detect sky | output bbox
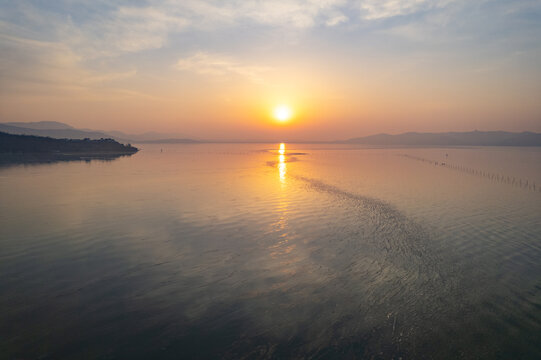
[1,0,540,140]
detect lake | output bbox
[1,144,540,359]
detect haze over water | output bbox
[1,144,540,359]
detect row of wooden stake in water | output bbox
[400,154,540,192]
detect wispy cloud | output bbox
[0,32,138,98]
[176,52,272,84]
[83,6,188,54]
[1,0,467,61]
[358,0,456,20]
[326,13,349,26]
[55,0,353,57]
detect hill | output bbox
[0,123,110,140]
[345,131,541,146]
[0,132,138,156]
[0,121,197,143]
[136,138,200,144]
[107,130,195,142]
[3,121,75,130]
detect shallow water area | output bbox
[1,143,540,359]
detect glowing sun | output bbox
[273,105,293,122]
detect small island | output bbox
[0,131,138,164]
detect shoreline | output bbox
[0,151,137,165]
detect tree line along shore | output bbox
[0,131,138,163]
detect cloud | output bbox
[68,0,351,56]
[102,6,188,53]
[1,1,466,60]
[176,52,272,84]
[59,5,190,58]
[71,1,356,51]
[2,0,538,101]
[0,32,139,99]
[231,0,347,28]
[326,13,349,26]
[358,0,456,20]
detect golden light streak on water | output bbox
[278,143,286,183]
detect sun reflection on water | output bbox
[278,143,286,182]
[279,143,285,155]
[269,142,299,273]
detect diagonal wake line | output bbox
[289,174,462,321]
[264,157,436,272]
[290,174,445,280]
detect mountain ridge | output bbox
[0,121,194,143]
[2,121,541,145]
[3,121,74,130]
[344,130,541,146]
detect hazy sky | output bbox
[1,0,540,140]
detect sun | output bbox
[273,105,293,122]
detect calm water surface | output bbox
[1,144,540,359]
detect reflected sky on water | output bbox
[1,144,540,359]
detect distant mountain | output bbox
[0,123,110,140]
[345,131,541,146]
[107,130,195,142]
[0,121,197,143]
[3,122,539,146]
[3,121,74,130]
[137,138,200,144]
